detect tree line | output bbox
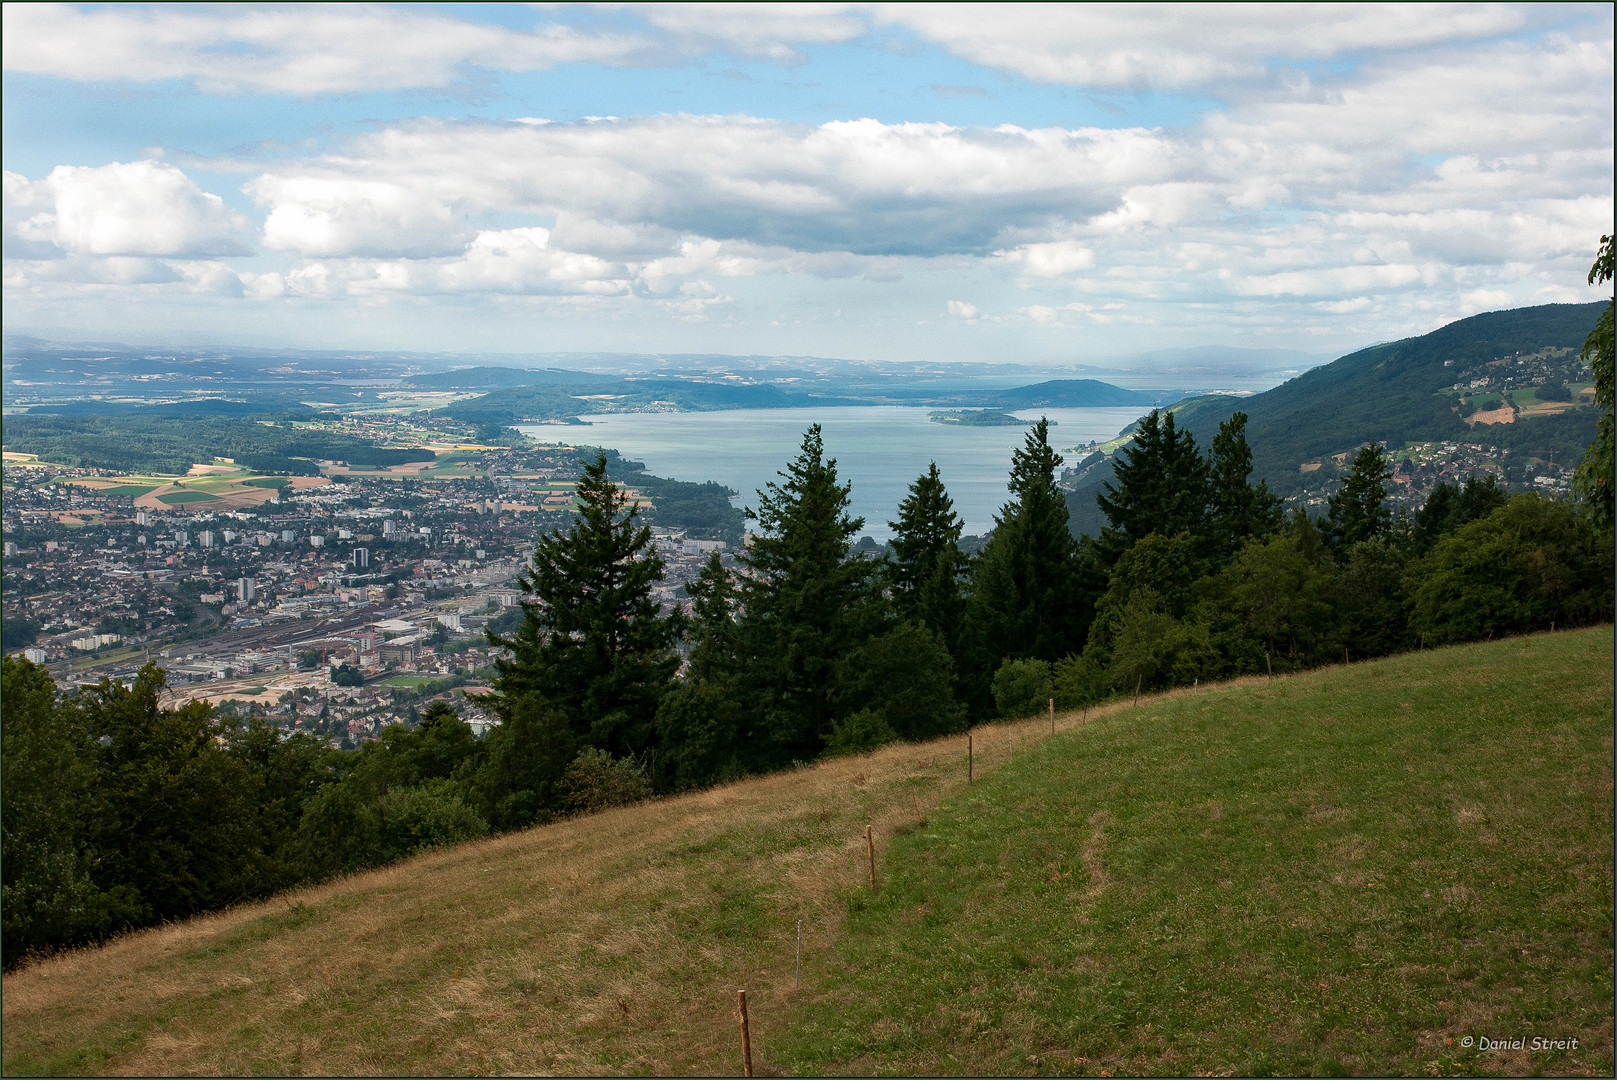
[5,239,1611,966]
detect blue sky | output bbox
[3,3,1612,365]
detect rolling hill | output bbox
[990,379,1156,409]
[1066,301,1605,536]
[3,627,1610,1076]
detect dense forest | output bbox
[5,270,1612,969]
[0,415,436,475]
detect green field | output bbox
[94,484,157,497]
[244,477,290,489]
[380,675,434,688]
[2,629,1610,1076]
[154,490,219,504]
[776,630,1614,1076]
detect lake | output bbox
[519,406,1149,539]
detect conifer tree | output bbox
[1411,473,1507,554]
[733,425,880,763]
[965,419,1081,671]
[684,550,739,681]
[1207,411,1283,558]
[651,551,746,791]
[887,462,967,644]
[490,452,681,757]
[1323,444,1393,550]
[1095,409,1210,563]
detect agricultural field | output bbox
[57,466,329,511]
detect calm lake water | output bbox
[519,406,1148,539]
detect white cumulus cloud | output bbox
[249,175,468,258]
[2,3,656,94]
[7,160,250,257]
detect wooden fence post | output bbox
[865,825,876,890]
[736,989,753,1077]
[968,732,973,782]
[1049,697,1055,733]
[1133,675,1142,707]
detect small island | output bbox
[927,409,1052,427]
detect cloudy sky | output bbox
[2,3,1611,364]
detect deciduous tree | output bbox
[1573,235,1614,535]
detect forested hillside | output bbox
[990,379,1155,408]
[1067,301,1604,534]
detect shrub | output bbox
[560,747,652,813]
[1052,653,1110,709]
[295,780,487,879]
[1409,494,1614,644]
[371,782,488,860]
[1109,601,1220,693]
[834,623,966,741]
[825,709,900,757]
[992,658,1052,718]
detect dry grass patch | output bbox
[1,704,1100,1076]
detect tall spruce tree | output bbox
[683,550,739,682]
[965,419,1081,671]
[650,551,746,791]
[733,425,880,764]
[1323,444,1393,550]
[887,462,967,644]
[1207,411,1283,559]
[1095,409,1210,563]
[490,452,681,758]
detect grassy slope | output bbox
[2,629,1611,1076]
[776,627,1614,1077]
[0,696,1056,1076]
